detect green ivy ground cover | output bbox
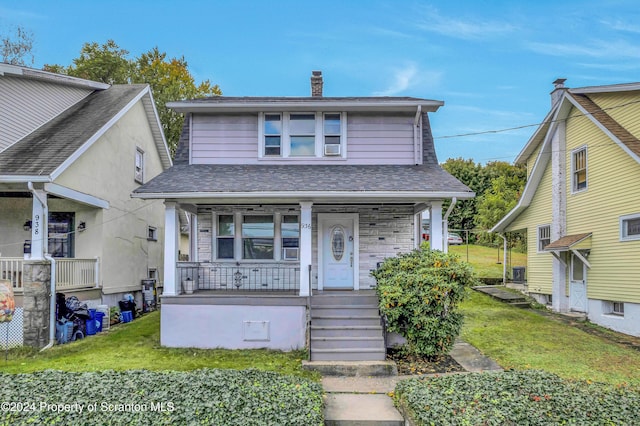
[0,369,323,425]
[395,370,640,425]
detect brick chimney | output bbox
[311,71,323,97]
[551,78,567,107]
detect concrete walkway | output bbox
[321,340,502,425]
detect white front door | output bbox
[319,214,357,289]
[570,253,587,312]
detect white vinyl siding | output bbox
[0,76,93,150]
[346,113,415,164]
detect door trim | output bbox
[569,253,588,313]
[317,213,359,291]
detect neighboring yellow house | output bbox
[493,79,640,337]
[0,64,172,346]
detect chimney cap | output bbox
[312,70,322,77]
[553,78,567,89]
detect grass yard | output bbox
[448,244,526,278]
[460,290,640,386]
[1,311,318,380]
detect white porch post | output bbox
[299,201,313,297]
[430,201,444,251]
[27,190,48,261]
[163,201,179,296]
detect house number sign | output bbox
[301,223,311,229]
[33,214,41,236]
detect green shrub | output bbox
[0,369,323,425]
[395,370,640,425]
[372,245,477,357]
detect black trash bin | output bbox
[118,300,136,319]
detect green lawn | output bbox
[449,244,526,278]
[461,290,640,386]
[1,311,318,380]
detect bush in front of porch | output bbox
[373,245,478,357]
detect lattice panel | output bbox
[0,307,24,349]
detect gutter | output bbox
[27,182,56,351]
[442,197,457,253]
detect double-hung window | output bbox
[537,225,550,252]
[572,147,587,192]
[281,215,300,260]
[260,112,345,158]
[216,215,235,259]
[323,113,341,156]
[264,114,282,156]
[134,147,144,183]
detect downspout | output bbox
[28,182,56,351]
[498,233,508,285]
[442,197,457,253]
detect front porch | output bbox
[0,257,100,294]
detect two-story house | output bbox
[134,71,473,360]
[492,79,640,337]
[0,63,171,347]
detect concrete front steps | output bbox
[310,291,386,362]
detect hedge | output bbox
[0,369,323,425]
[395,370,640,425]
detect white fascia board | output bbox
[142,88,173,169]
[565,94,640,165]
[514,106,558,164]
[0,63,109,90]
[167,100,444,113]
[571,82,640,94]
[49,87,148,180]
[491,129,554,233]
[44,183,109,209]
[0,175,51,183]
[132,190,474,201]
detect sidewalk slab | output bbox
[450,340,503,372]
[324,393,404,426]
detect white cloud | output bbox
[600,19,640,34]
[373,64,442,96]
[415,6,516,40]
[526,39,640,59]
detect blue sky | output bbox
[2,0,640,163]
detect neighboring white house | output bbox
[134,71,473,360]
[0,63,172,319]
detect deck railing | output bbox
[0,257,99,291]
[177,262,300,292]
[56,258,99,290]
[0,258,24,291]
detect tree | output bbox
[442,158,526,244]
[1,25,34,66]
[132,48,221,156]
[44,41,221,156]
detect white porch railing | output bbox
[56,258,99,290]
[0,257,99,292]
[0,257,24,291]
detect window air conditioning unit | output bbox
[283,248,299,260]
[324,144,341,156]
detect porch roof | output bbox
[132,164,473,201]
[544,233,592,251]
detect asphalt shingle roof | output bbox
[133,164,472,195]
[0,84,147,176]
[545,233,592,251]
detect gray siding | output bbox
[0,76,92,151]
[191,114,259,164]
[189,112,418,165]
[195,204,416,290]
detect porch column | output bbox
[28,190,48,260]
[299,201,313,297]
[430,201,444,251]
[163,201,179,296]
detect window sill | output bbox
[257,156,347,162]
[147,238,157,242]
